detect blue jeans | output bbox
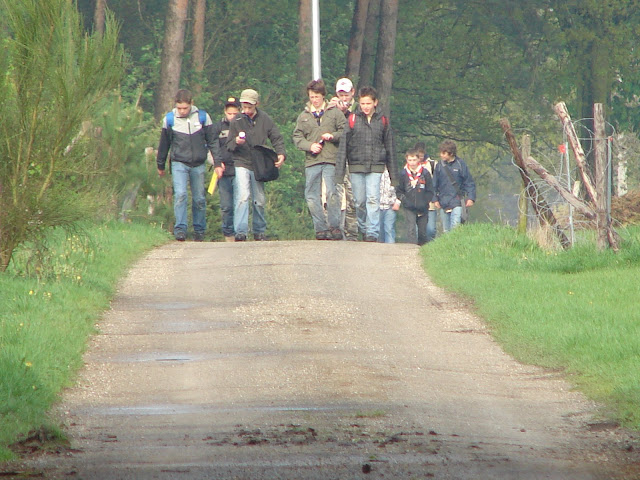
[441,206,463,233]
[218,175,235,237]
[172,162,206,235]
[350,172,382,239]
[426,209,438,242]
[305,164,340,232]
[233,167,266,236]
[378,208,396,243]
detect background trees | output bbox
[2,0,640,267]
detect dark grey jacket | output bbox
[212,117,235,176]
[226,109,286,171]
[335,107,398,186]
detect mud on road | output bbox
[12,241,640,479]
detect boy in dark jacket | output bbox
[157,89,218,242]
[393,149,435,246]
[212,97,241,241]
[335,86,397,242]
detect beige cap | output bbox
[239,89,259,105]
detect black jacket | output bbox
[395,166,434,214]
[226,109,286,171]
[335,107,398,186]
[212,117,235,176]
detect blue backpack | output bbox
[165,109,207,129]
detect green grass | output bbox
[0,222,170,460]
[422,223,640,428]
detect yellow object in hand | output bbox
[207,171,218,195]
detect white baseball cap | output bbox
[335,78,353,93]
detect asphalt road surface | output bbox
[16,240,640,479]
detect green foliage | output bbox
[423,224,640,427]
[0,0,124,270]
[0,222,169,459]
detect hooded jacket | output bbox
[156,105,217,171]
[292,102,346,168]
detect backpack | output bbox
[348,112,388,129]
[165,109,207,129]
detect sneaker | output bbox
[330,228,343,240]
[175,231,186,241]
[194,232,205,242]
[316,230,330,240]
[364,235,378,242]
[235,233,247,242]
[254,233,267,241]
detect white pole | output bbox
[312,0,321,80]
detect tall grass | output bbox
[423,223,640,428]
[0,222,169,460]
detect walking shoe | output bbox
[254,233,267,241]
[364,235,378,242]
[175,231,186,241]
[315,230,331,240]
[194,232,205,242]
[235,233,247,242]
[224,235,236,242]
[330,228,343,240]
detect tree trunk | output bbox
[346,0,370,80]
[191,0,206,96]
[358,0,381,90]
[297,0,312,87]
[154,0,189,121]
[373,0,398,118]
[94,0,107,35]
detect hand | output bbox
[275,154,285,168]
[321,133,334,142]
[214,166,225,178]
[434,201,441,209]
[158,169,165,177]
[465,199,474,207]
[310,142,323,154]
[236,135,246,145]
[392,202,400,211]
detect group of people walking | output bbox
[156,79,476,245]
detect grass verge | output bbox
[0,221,170,460]
[422,223,640,429]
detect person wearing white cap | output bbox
[329,78,359,240]
[226,88,286,241]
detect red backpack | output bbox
[348,112,389,129]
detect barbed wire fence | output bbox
[508,117,631,248]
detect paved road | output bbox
[21,241,638,479]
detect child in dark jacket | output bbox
[393,149,435,245]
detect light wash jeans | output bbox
[350,172,382,239]
[441,206,463,233]
[426,209,438,242]
[218,175,235,237]
[305,164,340,232]
[378,208,396,243]
[172,162,206,235]
[233,167,266,236]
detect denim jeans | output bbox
[350,172,382,239]
[441,206,463,233]
[305,163,340,232]
[378,208,396,243]
[172,161,206,235]
[218,175,235,237]
[426,209,438,242]
[233,167,266,236]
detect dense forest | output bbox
[2,0,640,267]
